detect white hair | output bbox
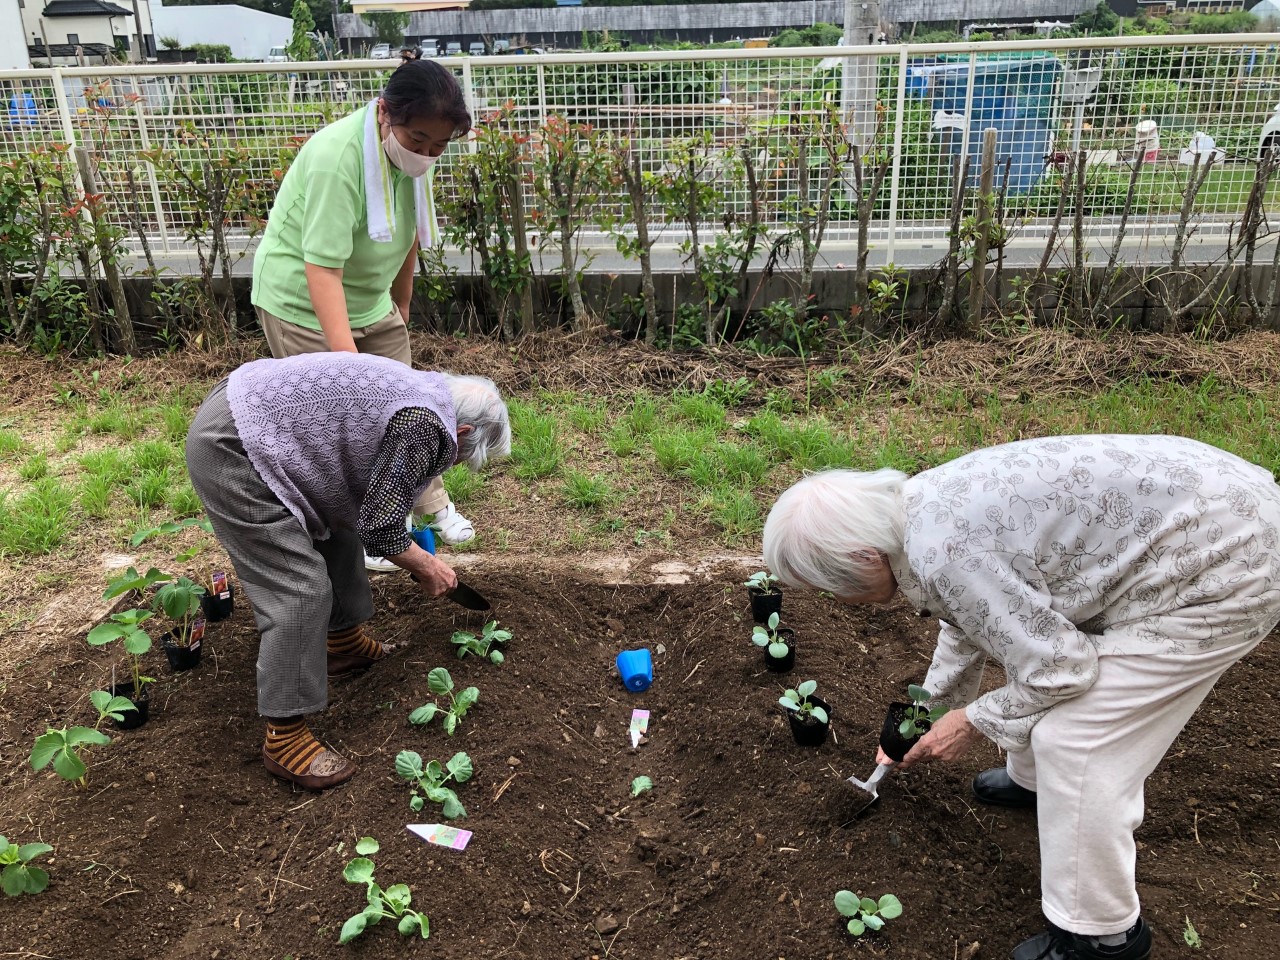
[763,469,908,596]
[442,373,511,470]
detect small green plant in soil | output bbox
[0,836,53,897]
[103,565,171,601]
[89,689,138,726]
[743,570,780,593]
[779,680,828,724]
[86,608,156,697]
[834,890,903,936]
[1184,916,1202,949]
[899,684,948,738]
[631,776,653,797]
[29,726,111,785]
[451,621,512,663]
[339,837,429,944]
[752,612,789,659]
[394,750,473,818]
[154,576,206,647]
[408,668,478,735]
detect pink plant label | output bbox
[212,571,229,596]
[190,618,206,646]
[630,709,650,749]
[408,823,472,850]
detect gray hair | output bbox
[442,373,511,470]
[763,469,908,596]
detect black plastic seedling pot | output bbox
[201,572,234,622]
[763,627,796,673]
[110,681,151,730]
[748,587,783,624]
[162,632,203,673]
[879,701,929,763]
[787,695,831,747]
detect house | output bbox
[1,1,31,68]
[349,0,470,13]
[150,0,293,61]
[21,0,157,65]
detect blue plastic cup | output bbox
[410,526,436,554]
[615,648,653,693]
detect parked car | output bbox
[468,42,486,56]
[1259,103,1280,158]
[266,45,289,63]
[420,38,440,56]
[371,42,392,59]
[445,41,462,56]
[493,38,510,53]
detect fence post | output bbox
[969,127,997,329]
[536,61,548,126]
[460,59,478,154]
[885,45,908,265]
[49,68,87,198]
[961,51,977,185]
[129,73,172,253]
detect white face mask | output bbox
[383,128,437,179]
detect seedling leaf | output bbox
[864,914,885,931]
[395,751,424,781]
[833,890,860,917]
[397,914,420,936]
[811,706,829,724]
[17,844,52,862]
[355,837,379,856]
[847,917,866,936]
[797,679,817,698]
[768,640,789,659]
[339,912,370,944]
[439,791,466,820]
[383,884,411,911]
[446,752,473,781]
[408,704,437,725]
[878,894,903,919]
[343,858,375,885]
[427,667,454,695]
[631,775,653,797]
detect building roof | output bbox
[28,41,115,58]
[41,0,135,17]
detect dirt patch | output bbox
[1,563,1276,960]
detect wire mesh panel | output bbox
[0,37,1278,255]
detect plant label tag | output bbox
[630,709,650,749]
[211,570,229,598]
[190,618,206,648]
[407,823,472,850]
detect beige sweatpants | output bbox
[256,306,449,516]
[1005,633,1265,937]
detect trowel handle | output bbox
[865,762,896,787]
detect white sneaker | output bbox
[364,552,400,573]
[434,503,475,545]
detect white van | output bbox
[266,45,289,63]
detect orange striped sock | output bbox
[264,718,324,776]
[326,625,382,660]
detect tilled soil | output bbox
[1,565,1277,960]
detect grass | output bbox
[18,453,49,482]
[0,429,23,457]
[507,400,564,481]
[561,469,614,510]
[0,479,76,556]
[442,464,487,506]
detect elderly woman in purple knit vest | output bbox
[186,352,510,790]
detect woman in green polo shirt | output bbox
[252,60,477,567]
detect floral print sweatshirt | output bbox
[886,435,1280,750]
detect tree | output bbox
[361,11,409,44]
[771,23,842,47]
[287,0,316,62]
[1072,2,1120,36]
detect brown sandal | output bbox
[262,746,357,791]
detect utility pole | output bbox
[842,0,881,149]
[131,0,147,61]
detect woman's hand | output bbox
[897,708,984,769]
[388,545,458,597]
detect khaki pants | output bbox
[256,306,449,516]
[1006,633,1266,936]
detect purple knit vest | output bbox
[227,353,456,540]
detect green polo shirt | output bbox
[251,104,417,331]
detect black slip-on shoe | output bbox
[1011,918,1151,960]
[973,767,1037,809]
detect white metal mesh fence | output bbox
[2,35,1278,255]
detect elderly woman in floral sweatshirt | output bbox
[764,435,1280,960]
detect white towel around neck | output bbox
[362,98,439,248]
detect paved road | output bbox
[124,229,1266,277]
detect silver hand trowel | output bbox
[846,762,895,816]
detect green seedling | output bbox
[29,726,111,784]
[1184,916,1202,949]
[89,689,138,726]
[743,570,780,593]
[779,680,828,724]
[631,776,653,797]
[408,668,478,735]
[339,837,429,944]
[154,576,206,647]
[451,620,512,664]
[129,516,212,547]
[834,890,903,937]
[395,750,473,818]
[751,611,789,659]
[86,608,155,697]
[103,566,172,601]
[0,836,53,897]
[899,684,948,739]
